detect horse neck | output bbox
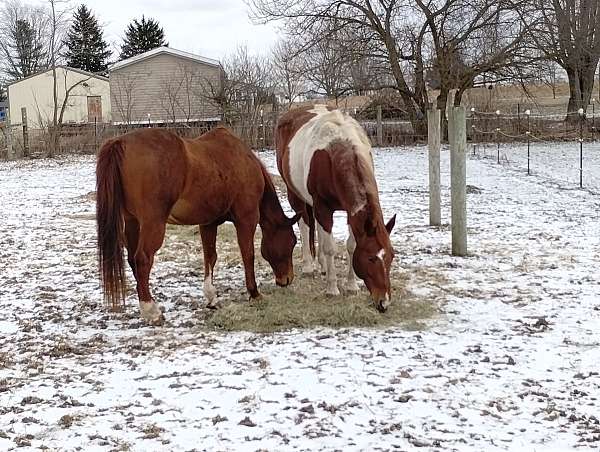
[348,194,387,245]
[331,146,378,219]
[258,166,287,229]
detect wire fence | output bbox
[1,104,599,162]
[465,108,600,191]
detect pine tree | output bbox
[62,5,111,74]
[119,16,167,60]
[4,19,48,80]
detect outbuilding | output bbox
[109,46,222,125]
[7,67,110,127]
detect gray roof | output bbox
[7,66,109,87]
[110,46,220,72]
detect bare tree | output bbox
[200,45,274,146]
[249,0,429,133]
[297,30,354,103]
[250,0,535,134]
[0,0,50,80]
[526,0,600,119]
[272,39,306,110]
[414,0,534,129]
[111,73,138,126]
[175,62,205,123]
[534,59,563,99]
[47,0,71,156]
[159,76,183,123]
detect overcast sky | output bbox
[25,0,281,61]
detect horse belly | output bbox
[167,198,226,226]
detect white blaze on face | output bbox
[287,105,374,207]
[377,248,385,261]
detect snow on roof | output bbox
[109,46,220,72]
[7,66,108,87]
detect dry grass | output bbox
[204,276,438,333]
[159,218,440,333]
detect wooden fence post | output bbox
[427,108,441,226]
[450,106,467,256]
[5,108,14,160]
[376,104,383,146]
[21,107,29,157]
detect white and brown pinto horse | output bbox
[276,105,396,312]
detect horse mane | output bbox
[256,157,287,226]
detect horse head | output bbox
[352,214,396,312]
[260,212,301,287]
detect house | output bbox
[109,47,222,125]
[7,67,110,128]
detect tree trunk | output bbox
[565,66,596,123]
[383,34,426,136]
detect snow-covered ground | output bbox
[474,141,600,192]
[1,145,599,451]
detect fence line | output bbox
[2,104,599,162]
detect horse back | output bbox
[276,105,374,209]
[117,129,188,220]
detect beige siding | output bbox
[110,53,222,124]
[8,68,111,128]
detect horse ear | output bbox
[385,215,396,234]
[287,213,302,226]
[364,217,376,236]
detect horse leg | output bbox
[287,192,314,275]
[134,220,166,325]
[298,218,316,274]
[315,210,339,297]
[199,223,218,307]
[124,215,139,278]
[234,219,261,300]
[345,224,360,294]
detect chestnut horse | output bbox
[275,105,396,312]
[97,127,299,324]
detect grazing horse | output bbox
[275,105,396,312]
[96,127,300,324]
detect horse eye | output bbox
[368,256,378,263]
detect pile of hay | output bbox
[204,269,438,333]
[163,223,440,333]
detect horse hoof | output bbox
[149,313,165,326]
[139,300,164,326]
[249,293,263,302]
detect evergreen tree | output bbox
[3,18,48,80]
[119,16,167,60]
[62,5,111,73]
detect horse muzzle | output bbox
[276,271,294,287]
[373,293,390,313]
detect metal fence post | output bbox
[376,104,383,146]
[579,108,584,188]
[495,109,500,164]
[526,109,531,175]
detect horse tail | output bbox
[96,138,126,312]
[306,205,316,259]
